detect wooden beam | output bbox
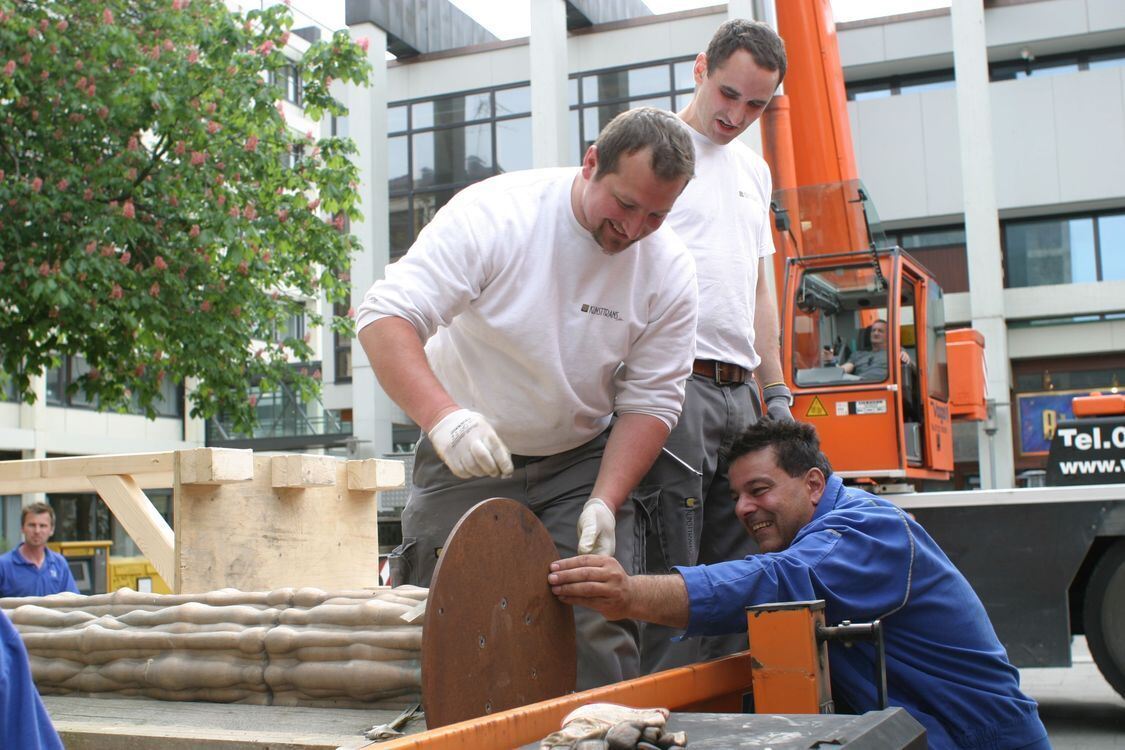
[88,474,175,586]
[347,459,406,492]
[0,452,175,495]
[177,448,254,486]
[271,455,338,488]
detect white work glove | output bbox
[539,703,676,750]
[428,408,514,479]
[576,498,615,556]
[762,383,795,422]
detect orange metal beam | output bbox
[746,602,832,714]
[775,0,858,187]
[367,652,753,750]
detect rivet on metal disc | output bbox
[479,635,486,648]
[500,597,508,609]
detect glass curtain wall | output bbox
[1004,211,1125,287]
[388,84,533,261]
[569,56,695,163]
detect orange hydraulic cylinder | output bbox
[762,94,803,294]
[1073,393,1125,417]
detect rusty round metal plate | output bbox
[421,497,576,728]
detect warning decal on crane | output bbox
[806,396,828,417]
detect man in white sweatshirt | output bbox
[355,107,698,689]
[637,19,795,673]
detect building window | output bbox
[885,225,969,294]
[990,45,1125,81]
[1003,210,1125,287]
[570,56,695,164]
[387,83,532,262]
[333,301,352,383]
[271,64,302,106]
[845,69,956,101]
[43,355,183,417]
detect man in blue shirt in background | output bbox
[0,502,78,598]
[549,419,1050,750]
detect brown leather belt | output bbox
[692,359,749,385]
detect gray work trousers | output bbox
[635,375,761,673]
[389,430,641,691]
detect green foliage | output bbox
[0,0,370,432]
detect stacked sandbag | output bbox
[0,586,426,709]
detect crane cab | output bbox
[781,248,958,481]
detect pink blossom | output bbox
[356,36,370,52]
[189,225,200,237]
[110,284,123,300]
[207,120,219,134]
[76,76,87,90]
[206,101,216,114]
[174,141,186,155]
[216,195,225,206]
[0,170,4,181]
[237,261,248,275]
[103,8,114,25]
[279,31,290,46]
[262,250,272,262]
[243,204,256,220]
[39,18,48,31]
[307,197,320,211]
[187,49,199,64]
[163,39,174,52]
[231,305,241,318]
[84,188,94,200]
[40,70,48,80]
[249,394,258,407]
[3,60,15,77]
[97,106,108,119]
[276,209,288,223]
[127,136,139,151]
[149,282,160,297]
[201,300,212,312]
[0,261,5,272]
[120,251,132,264]
[28,26,39,39]
[56,19,68,31]
[190,151,205,166]
[101,245,114,257]
[85,241,96,254]
[56,179,68,191]
[126,168,137,181]
[122,201,135,219]
[154,256,168,270]
[75,60,83,71]
[39,262,51,276]
[257,40,274,55]
[332,213,345,231]
[31,177,43,192]
[347,306,356,319]
[244,134,259,152]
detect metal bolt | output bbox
[500,597,508,609]
[479,635,486,648]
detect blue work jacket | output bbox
[677,474,1049,750]
[0,545,79,598]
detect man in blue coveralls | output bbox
[0,502,79,598]
[549,419,1050,750]
[1,608,64,749]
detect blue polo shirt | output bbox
[0,546,79,598]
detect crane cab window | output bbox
[793,266,892,386]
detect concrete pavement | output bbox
[1019,637,1125,748]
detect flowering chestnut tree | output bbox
[0,0,370,433]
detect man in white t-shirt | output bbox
[355,108,698,689]
[636,19,795,673]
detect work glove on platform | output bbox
[539,703,680,750]
[428,408,514,479]
[762,383,795,422]
[576,498,615,556]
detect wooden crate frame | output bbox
[0,449,405,593]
